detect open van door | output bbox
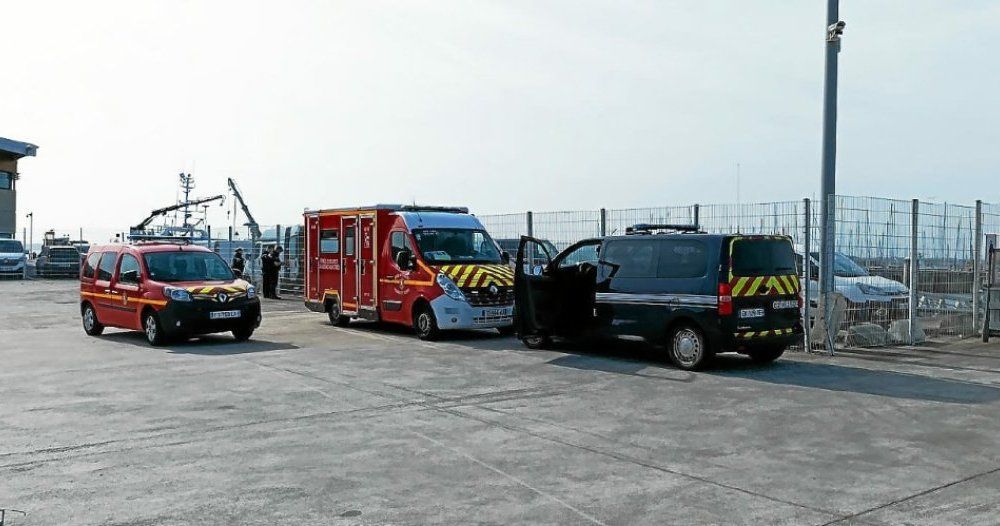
[514,236,555,348]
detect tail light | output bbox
[718,282,733,316]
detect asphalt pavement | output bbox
[1,279,999,525]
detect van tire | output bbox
[82,303,104,336]
[414,305,440,341]
[667,324,711,371]
[748,345,786,364]
[143,312,167,346]
[233,326,254,342]
[327,300,350,327]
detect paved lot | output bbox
[2,280,999,525]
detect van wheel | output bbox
[668,324,711,371]
[144,312,166,346]
[748,345,786,364]
[521,334,551,349]
[82,304,104,336]
[327,301,350,327]
[233,326,254,342]
[414,306,440,341]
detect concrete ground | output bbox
[2,280,999,526]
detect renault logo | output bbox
[488,284,499,297]
[217,293,229,303]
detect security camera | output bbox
[827,20,846,41]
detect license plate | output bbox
[772,300,798,310]
[484,307,512,317]
[209,310,241,320]
[739,308,765,319]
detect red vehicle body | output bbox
[303,205,515,339]
[79,242,261,345]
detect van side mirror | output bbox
[120,269,140,284]
[501,251,511,265]
[395,249,414,270]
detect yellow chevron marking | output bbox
[744,276,765,296]
[731,276,750,296]
[457,266,476,287]
[768,276,786,295]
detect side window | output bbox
[558,243,600,268]
[96,252,117,281]
[657,240,707,278]
[601,241,658,278]
[82,252,101,279]
[0,171,13,190]
[320,229,339,254]
[344,227,356,256]
[118,254,141,283]
[390,231,410,261]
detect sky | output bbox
[2,1,998,243]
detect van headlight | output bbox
[857,283,886,296]
[164,286,193,302]
[246,285,257,299]
[436,273,466,302]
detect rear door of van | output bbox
[726,236,801,337]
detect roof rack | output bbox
[398,205,469,214]
[126,234,195,245]
[625,223,703,235]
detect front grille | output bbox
[463,286,514,307]
[473,314,513,325]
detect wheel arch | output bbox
[411,295,431,322]
[140,305,158,327]
[664,313,712,349]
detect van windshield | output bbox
[0,240,24,253]
[143,251,234,282]
[809,251,869,278]
[731,239,796,277]
[412,229,502,264]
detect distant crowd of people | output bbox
[230,245,284,300]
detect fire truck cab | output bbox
[303,205,515,340]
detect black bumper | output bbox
[157,298,262,336]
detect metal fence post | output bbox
[600,208,607,237]
[693,204,700,230]
[276,224,281,294]
[803,198,812,352]
[973,200,983,330]
[909,199,919,344]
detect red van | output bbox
[79,241,261,345]
[303,205,515,339]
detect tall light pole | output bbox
[26,212,33,257]
[820,1,845,350]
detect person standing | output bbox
[261,246,283,299]
[231,248,246,278]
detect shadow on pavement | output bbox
[541,340,1000,403]
[711,355,1000,404]
[101,331,299,355]
[543,340,697,382]
[338,320,506,342]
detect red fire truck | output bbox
[303,205,515,339]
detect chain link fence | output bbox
[19,196,1000,351]
[478,196,999,350]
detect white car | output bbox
[796,248,909,324]
[0,239,27,278]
